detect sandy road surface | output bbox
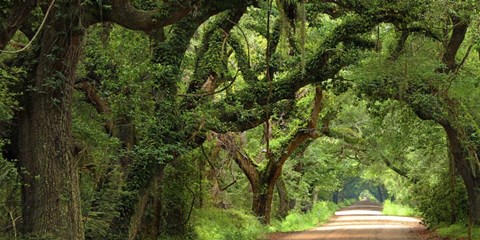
[269,200,426,240]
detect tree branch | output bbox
[74,79,113,134]
[217,133,260,188]
[441,15,469,72]
[0,0,37,50]
[103,0,192,31]
[389,29,409,60]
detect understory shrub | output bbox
[192,208,266,240]
[412,175,468,227]
[269,201,339,232]
[382,200,419,217]
[338,198,357,208]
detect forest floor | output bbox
[269,200,444,240]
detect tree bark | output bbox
[377,185,385,203]
[17,1,85,239]
[441,15,468,72]
[443,122,480,225]
[147,171,164,240]
[276,177,291,219]
[333,191,339,204]
[102,0,192,31]
[128,165,165,240]
[113,115,136,171]
[448,143,458,224]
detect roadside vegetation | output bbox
[437,224,480,240]
[382,200,419,217]
[192,199,357,240]
[192,208,266,240]
[269,199,356,232]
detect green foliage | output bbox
[82,176,123,239]
[0,149,19,239]
[412,175,469,227]
[0,65,21,121]
[382,200,419,217]
[269,201,338,232]
[338,199,358,208]
[192,208,266,240]
[72,95,123,239]
[160,159,198,236]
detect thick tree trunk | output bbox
[448,145,458,224]
[197,155,206,208]
[276,178,291,219]
[17,2,85,239]
[332,191,339,204]
[443,123,480,225]
[127,166,165,240]
[377,185,385,203]
[113,115,136,171]
[128,187,150,240]
[147,171,164,240]
[252,181,275,224]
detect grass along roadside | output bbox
[269,199,357,232]
[435,224,480,240]
[382,200,419,217]
[192,208,266,240]
[191,200,356,240]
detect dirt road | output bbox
[269,200,426,240]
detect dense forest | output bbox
[0,0,480,239]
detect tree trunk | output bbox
[17,2,85,239]
[147,171,164,240]
[443,123,480,225]
[127,167,165,240]
[312,187,319,205]
[448,145,458,224]
[332,191,339,204]
[128,187,150,240]
[197,155,206,208]
[276,177,290,219]
[377,185,385,203]
[113,115,136,172]
[252,181,275,224]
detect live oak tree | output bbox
[218,87,323,224]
